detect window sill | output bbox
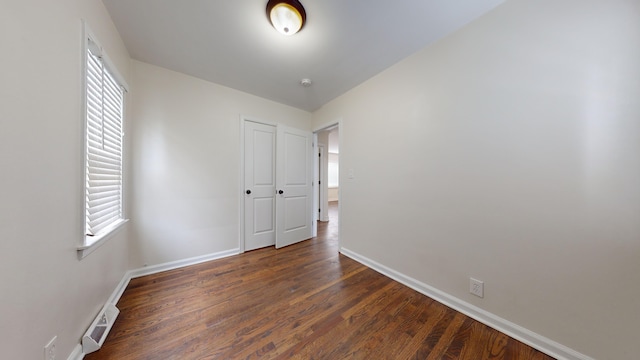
[77,219,129,259]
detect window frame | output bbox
[78,22,129,259]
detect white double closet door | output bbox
[244,121,313,251]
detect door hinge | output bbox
[319,152,321,157]
[318,208,321,212]
[319,180,321,185]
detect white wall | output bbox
[312,0,640,359]
[129,61,312,267]
[0,1,132,359]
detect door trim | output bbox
[317,144,328,222]
[312,133,318,238]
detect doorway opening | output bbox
[314,123,340,249]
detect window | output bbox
[81,25,128,254]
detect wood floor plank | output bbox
[86,203,556,360]
[440,317,476,360]
[425,312,468,360]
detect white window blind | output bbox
[85,39,125,238]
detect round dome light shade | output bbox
[266,0,306,36]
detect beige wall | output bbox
[129,61,312,267]
[313,0,640,359]
[0,0,132,359]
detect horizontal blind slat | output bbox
[88,173,120,181]
[87,180,120,189]
[88,209,120,225]
[87,186,120,196]
[88,194,120,207]
[87,205,119,219]
[86,178,120,189]
[87,204,120,220]
[88,141,122,158]
[87,166,120,175]
[88,159,120,171]
[87,189,120,201]
[88,152,121,166]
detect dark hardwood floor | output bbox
[86,202,555,359]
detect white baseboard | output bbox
[127,248,241,280]
[339,247,594,360]
[67,344,83,360]
[69,248,241,360]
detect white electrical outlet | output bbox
[44,336,56,360]
[470,278,484,298]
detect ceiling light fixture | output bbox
[300,78,312,87]
[266,0,306,36]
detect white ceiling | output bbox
[102,0,504,112]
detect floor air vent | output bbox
[82,303,119,354]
